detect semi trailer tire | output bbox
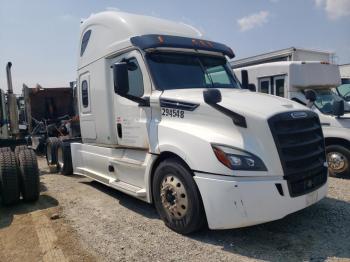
[15,145,28,164]
[152,158,205,234]
[18,148,40,202]
[0,151,20,206]
[57,141,73,176]
[326,145,350,177]
[46,137,59,171]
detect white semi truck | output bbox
[65,11,328,234]
[234,62,350,177]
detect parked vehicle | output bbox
[63,11,328,234]
[234,61,350,177]
[0,62,40,206]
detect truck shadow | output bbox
[82,180,159,219]
[0,194,59,230]
[191,197,350,261]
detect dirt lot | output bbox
[1,157,350,262]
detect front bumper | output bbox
[194,172,328,230]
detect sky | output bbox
[0,0,349,93]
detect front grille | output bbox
[268,111,328,197]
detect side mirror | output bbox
[113,62,129,96]
[248,84,256,92]
[333,100,345,117]
[305,89,317,102]
[241,70,249,89]
[203,89,222,105]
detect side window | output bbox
[80,30,91,57]
[205,65,232,87]
[337,84,350,99]
[259,79,270,94]
[127,58,144,97]
[81,80,89,107]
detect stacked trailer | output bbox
[22,83,81,175]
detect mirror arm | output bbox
[124,94,150,107]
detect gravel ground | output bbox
[36,157,350,262]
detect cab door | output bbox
[110,50,152,149]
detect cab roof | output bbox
[78,11,234,69]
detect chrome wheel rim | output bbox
[327,151,348,174]
[160,175,188,219]
[57,147,64,169]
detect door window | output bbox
[127,58,144,97]
[81,80,89,107]
[79,73,91,113]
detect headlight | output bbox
[212,144,267,171]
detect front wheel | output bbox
[326,145,350,177]
[152,158,205,234]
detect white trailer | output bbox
[234,61,350,177]
[232,47,334,69]
[61,11,328,234]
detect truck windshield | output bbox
[146,52,240,90]
[313,89,350,114]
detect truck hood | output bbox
[158,88,312,176]
[160,88,307,118]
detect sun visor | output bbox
[130,34,235,58]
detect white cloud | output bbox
[237,11,269,32]
[314,0,350,20]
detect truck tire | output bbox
[152,158,205,234]
[46,137,59,169]
[0,147,12,153]
[326,145,350,177]
[18,148,40,202]
[15,145,28,164]
[0,151,20,205]
[57,141,73,176]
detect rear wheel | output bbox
[0,147,12,153]
[15,145,27,164]
[326,145,350,177]
[57,141,73,176]
[18,148,40,202]
[0,151,20,205]
[46,137,59,172]
[152,158,205,234]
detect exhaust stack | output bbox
[6,62,19,136]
